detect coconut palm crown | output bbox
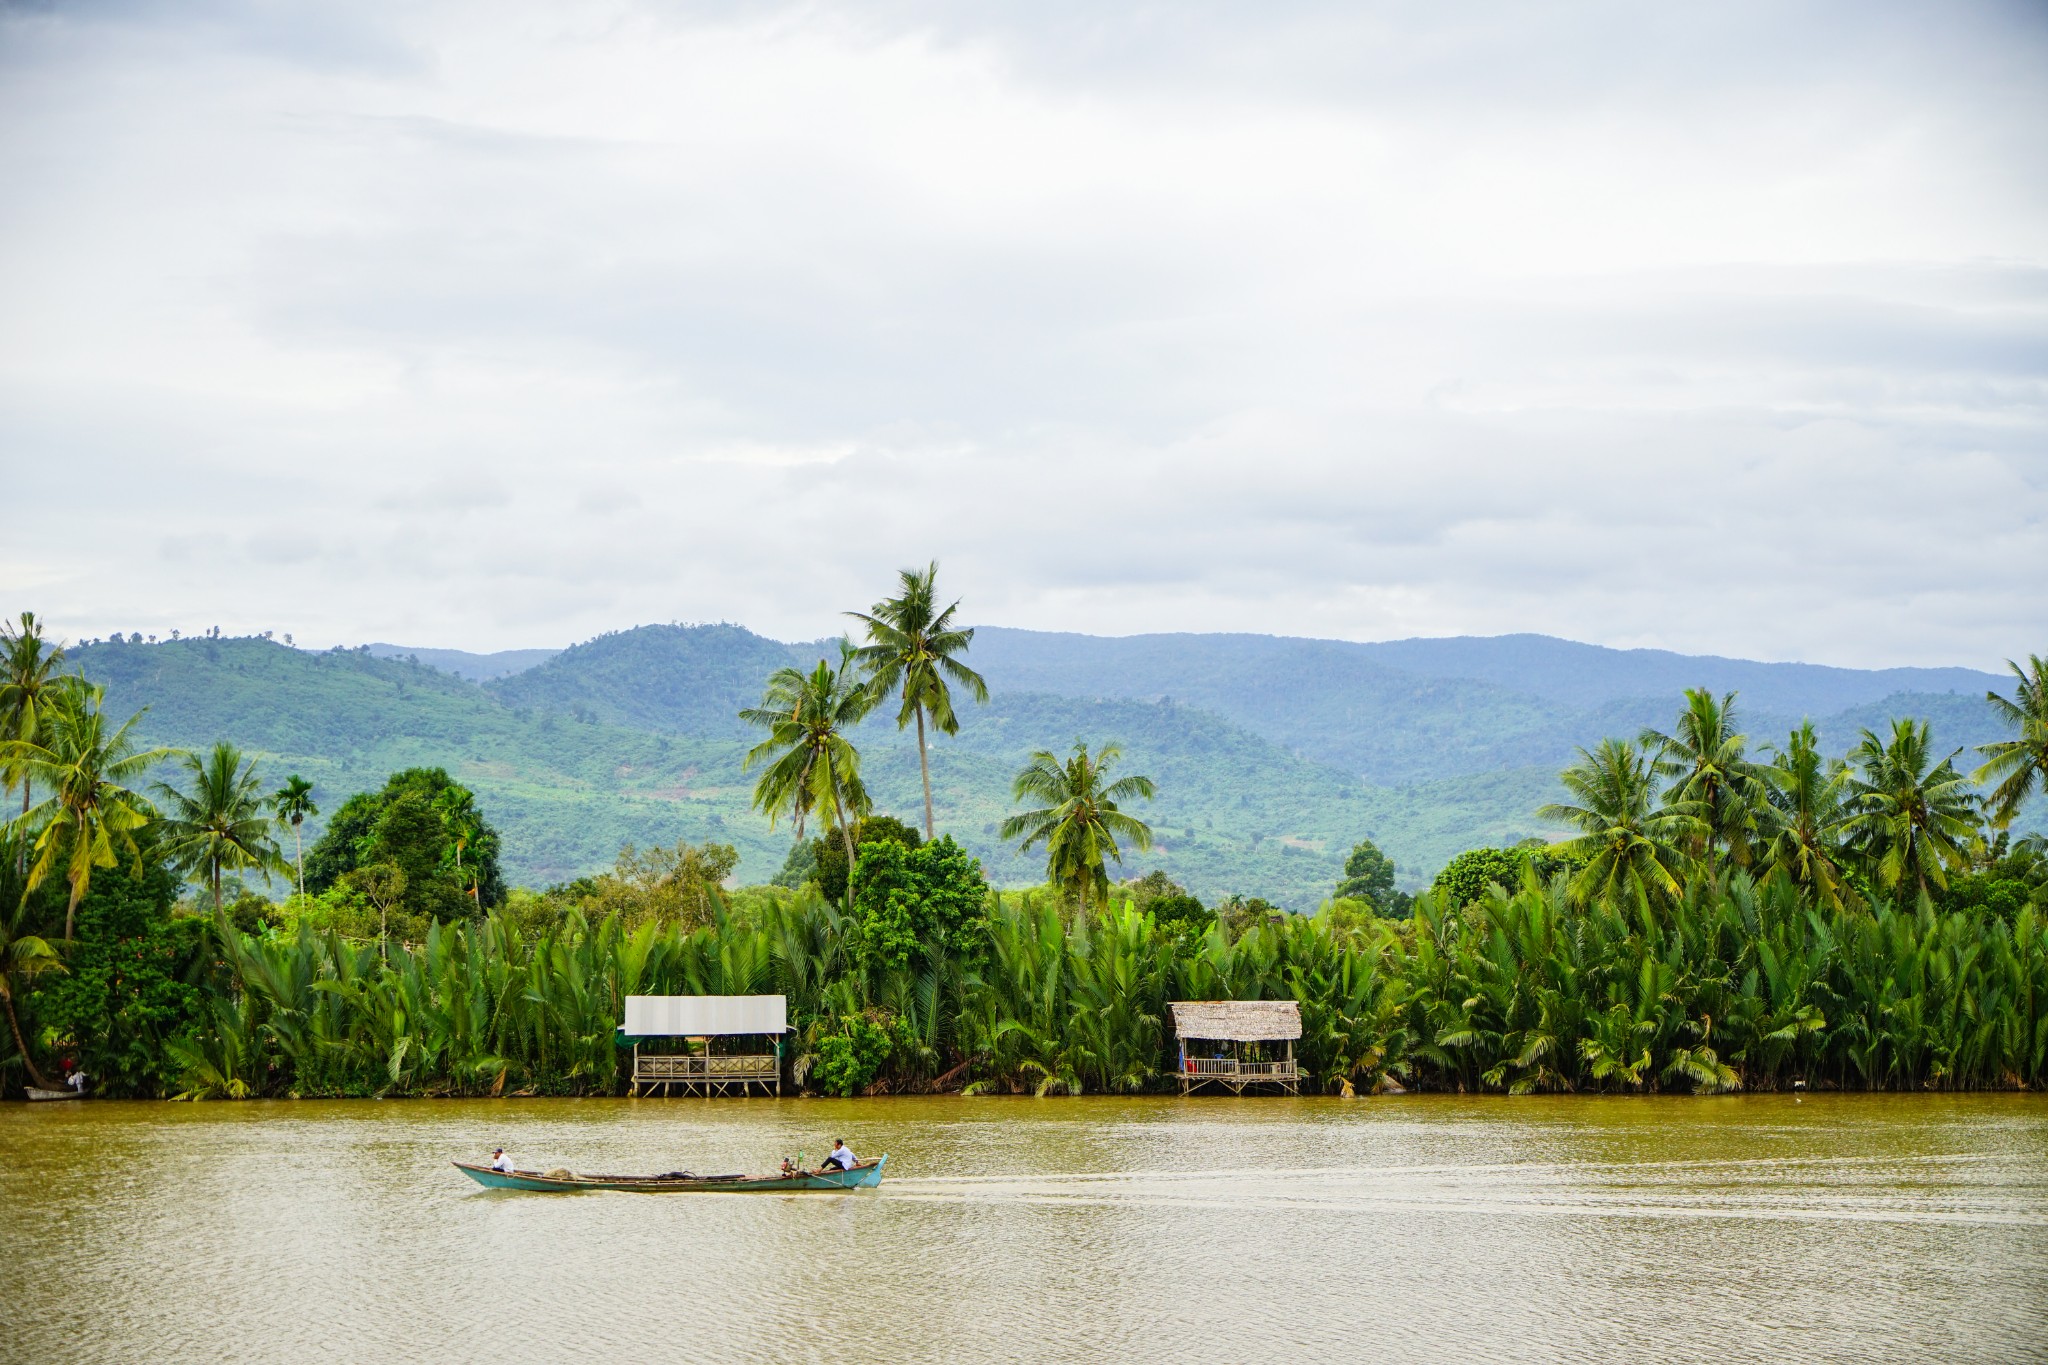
[848,561,989,841]
[5,680,172,938]
[740,642,879,878]
[1539,738,1705,908]
[155,742,287,909]
[1974,654,2048,828]
[1000,741,1156,914]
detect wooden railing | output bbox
[1185,1057,1298,1079]
[634,1054,779,1082]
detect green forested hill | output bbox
[63,627,2034,908]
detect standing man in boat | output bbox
[819,1139,857,1173]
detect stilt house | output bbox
[1170,1000,1302,1095]
[620,994,787,1096]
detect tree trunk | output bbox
[916,705,934,841]
[64,876,82,942]
[832,785,857,911]
[294,823,304,899]
[0,977,56,1091]
[16,783,27,877]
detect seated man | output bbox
[818,1139,858,1173]
[489,1148,514,1173]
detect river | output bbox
[3,1093,2044,1363]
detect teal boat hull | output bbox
[454,1154,886,1193]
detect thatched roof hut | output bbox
[1169,1000,1301,1042]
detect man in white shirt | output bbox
[490,1148,514,1173]
[820,1140,857,1172]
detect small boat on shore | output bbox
[25,1087,85,1102]
[453,1154,887,1193]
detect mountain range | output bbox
[63,625,2029,907]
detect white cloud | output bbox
[1,0,2043,667]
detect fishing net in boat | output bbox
[544,1169,575,1180]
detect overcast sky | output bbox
[2,1,2044,668]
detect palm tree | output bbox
[1758,722,1859,911]
[1539,738,1704,908]
[1844,719,1980,898]
[848,561,989,841]
[740,643,878,886]
[271,775,318,898]
[1974,654,2048,828]
[1000,742,1156,915]
[0,833,64,1089]
[435,787,483,907]
[154,742,287,909]
[1,612,67,876]
[5,681,171,938]
[1640,689,1764,867]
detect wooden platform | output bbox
[629,1049,780,1097]
[1178,1056,1301,1096]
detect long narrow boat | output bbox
[25,1087,85,1102]
[453,1154,886,1193]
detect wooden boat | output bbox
[25,1087,85,1102]
[453,1154,886,1193]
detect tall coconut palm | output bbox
[848,561,989,841]
[740,643,878,886]
[1759,722,1859,911]
[1974,654,2048,828]
[1000,742,1156,915]
[1640,689,1764,867]
[1,612,68,875]
[5,681,171,938]
[271,775,318,898]
[1844,719,1980,898]
[1539,738,1704,908]
[155,742,287,909]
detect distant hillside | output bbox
[72,637,1530,903]
[366,643,560,682]
[64,627,2036,907]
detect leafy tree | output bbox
[32,858,208,1097]
[302,768,504,914]
[740,643,878,886]
[1335,837,1397,907]
[848,561,989,841]
[0,611,67,875]
[1000,741,1156,915]
[812,1011,899,1096]
[271,775,317,898]
[1844,719,1979,898]
[1974,654,2048,828]
[153,742,286,908]
[850,835,989,970]
[1759,722,1859,911]
[569,839,740,929]
[1539,738,1704,908]
[1641,689,1764,867]
[1431,847,1520,906]
[6,681,173,938]
[1216,894,1283,937]
[810,814,920,904]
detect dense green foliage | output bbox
[135,873,2048,1101]
[304,767,505,917]
[849,836,988,970]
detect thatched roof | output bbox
[1169,1000,1301,1041]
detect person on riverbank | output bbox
[490,1148,513,1173]
[819,1139,856,1172]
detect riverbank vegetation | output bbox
[4,601,2048,1101]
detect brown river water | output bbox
[3,1093,2045,1363]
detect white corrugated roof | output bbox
[621,995,788,1037]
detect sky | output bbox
[2,0,2044,669]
